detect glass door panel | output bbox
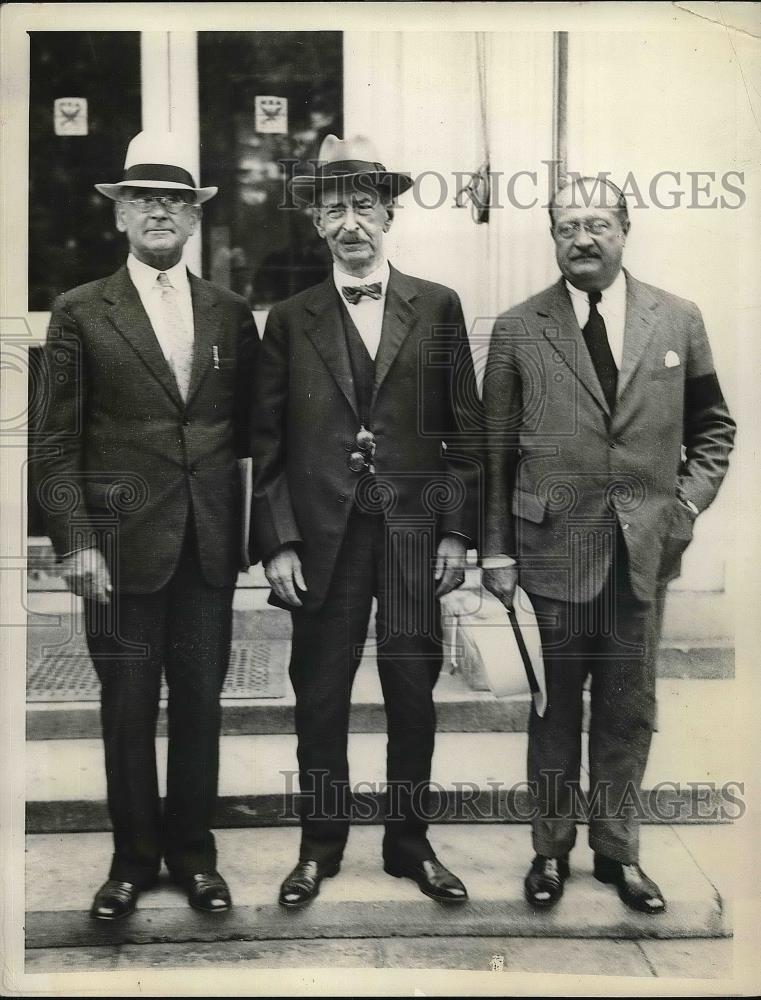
[28,32,141,311]
[198,31,343,308]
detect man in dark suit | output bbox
[38,131,259,920]
[251,135,480,907]
[482,176,735,914]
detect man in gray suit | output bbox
[482,176,735,913]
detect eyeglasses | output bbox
[119,194,194,214]
[554,219,613,239]
[348,425,376,473]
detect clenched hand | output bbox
[265,546,308,607]
[59,547,112,604]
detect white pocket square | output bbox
[664,350,680,368]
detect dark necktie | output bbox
[341,282,382,305]
[582,290,618,411]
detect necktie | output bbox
[582,290,618,411]
[157,272,194,401]
[341,282,382,306]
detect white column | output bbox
[140,31,202,275]
[168,32,201,275]
[140,32,171,131]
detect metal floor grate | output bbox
[26,637,287,702]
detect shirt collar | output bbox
[332,259,390,294]
[565,268,627,310]
[127,253,190,296]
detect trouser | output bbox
[289,508,444,866]
[526,535,659,864]
[84,520,234,886]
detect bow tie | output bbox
[341,282,382,305]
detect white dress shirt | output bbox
[127,253,195,359]
[332,259,390,360]
[565,267,627,370]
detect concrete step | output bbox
[26,593,735,679]
[24,825,731,949]
[26,654,515,740]
[23,935,734,977]
[26,656,737,740]
[26,696,744,831]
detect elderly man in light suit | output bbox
[482,176,735,913]
[38,132,259,920]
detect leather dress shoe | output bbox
[90,879,142,921]
[384,856,468,903]
[177,871,232,913]
[524,854,570,909]
[593,854,666,914]
[279,859,340,908]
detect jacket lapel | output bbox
[537,278,611,417]
[303,278,359,419]
[103,266,183,409]
[617,271,659,399]
[186,274,222,406]
[373,265,418,400]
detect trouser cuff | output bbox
[588,833,638,865]
[164,851,218,879]
[532,825,577,860]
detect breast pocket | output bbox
[206,356,237,400]
[650,356,683,381]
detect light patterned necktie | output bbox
[156,271,194,400]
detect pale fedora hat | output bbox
[290,134,413,203]
[95,130,218,203]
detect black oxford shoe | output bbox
[178,871,232,913]
[384,857,468,903]
[278,859,341,908]
[593,854,666,914]
[524,854,570,909]
[90,879,141,921]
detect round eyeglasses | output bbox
[554,219,612,240]
[119,194,194,214]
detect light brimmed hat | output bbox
[290,134,413,204]
[95,130,217,204]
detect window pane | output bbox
[198,31,343,308]
[28,32,141,311]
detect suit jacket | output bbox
[483,270,735,604]
[38,264,259,593]
[251,265,481,611]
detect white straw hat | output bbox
[95,130,217,204]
